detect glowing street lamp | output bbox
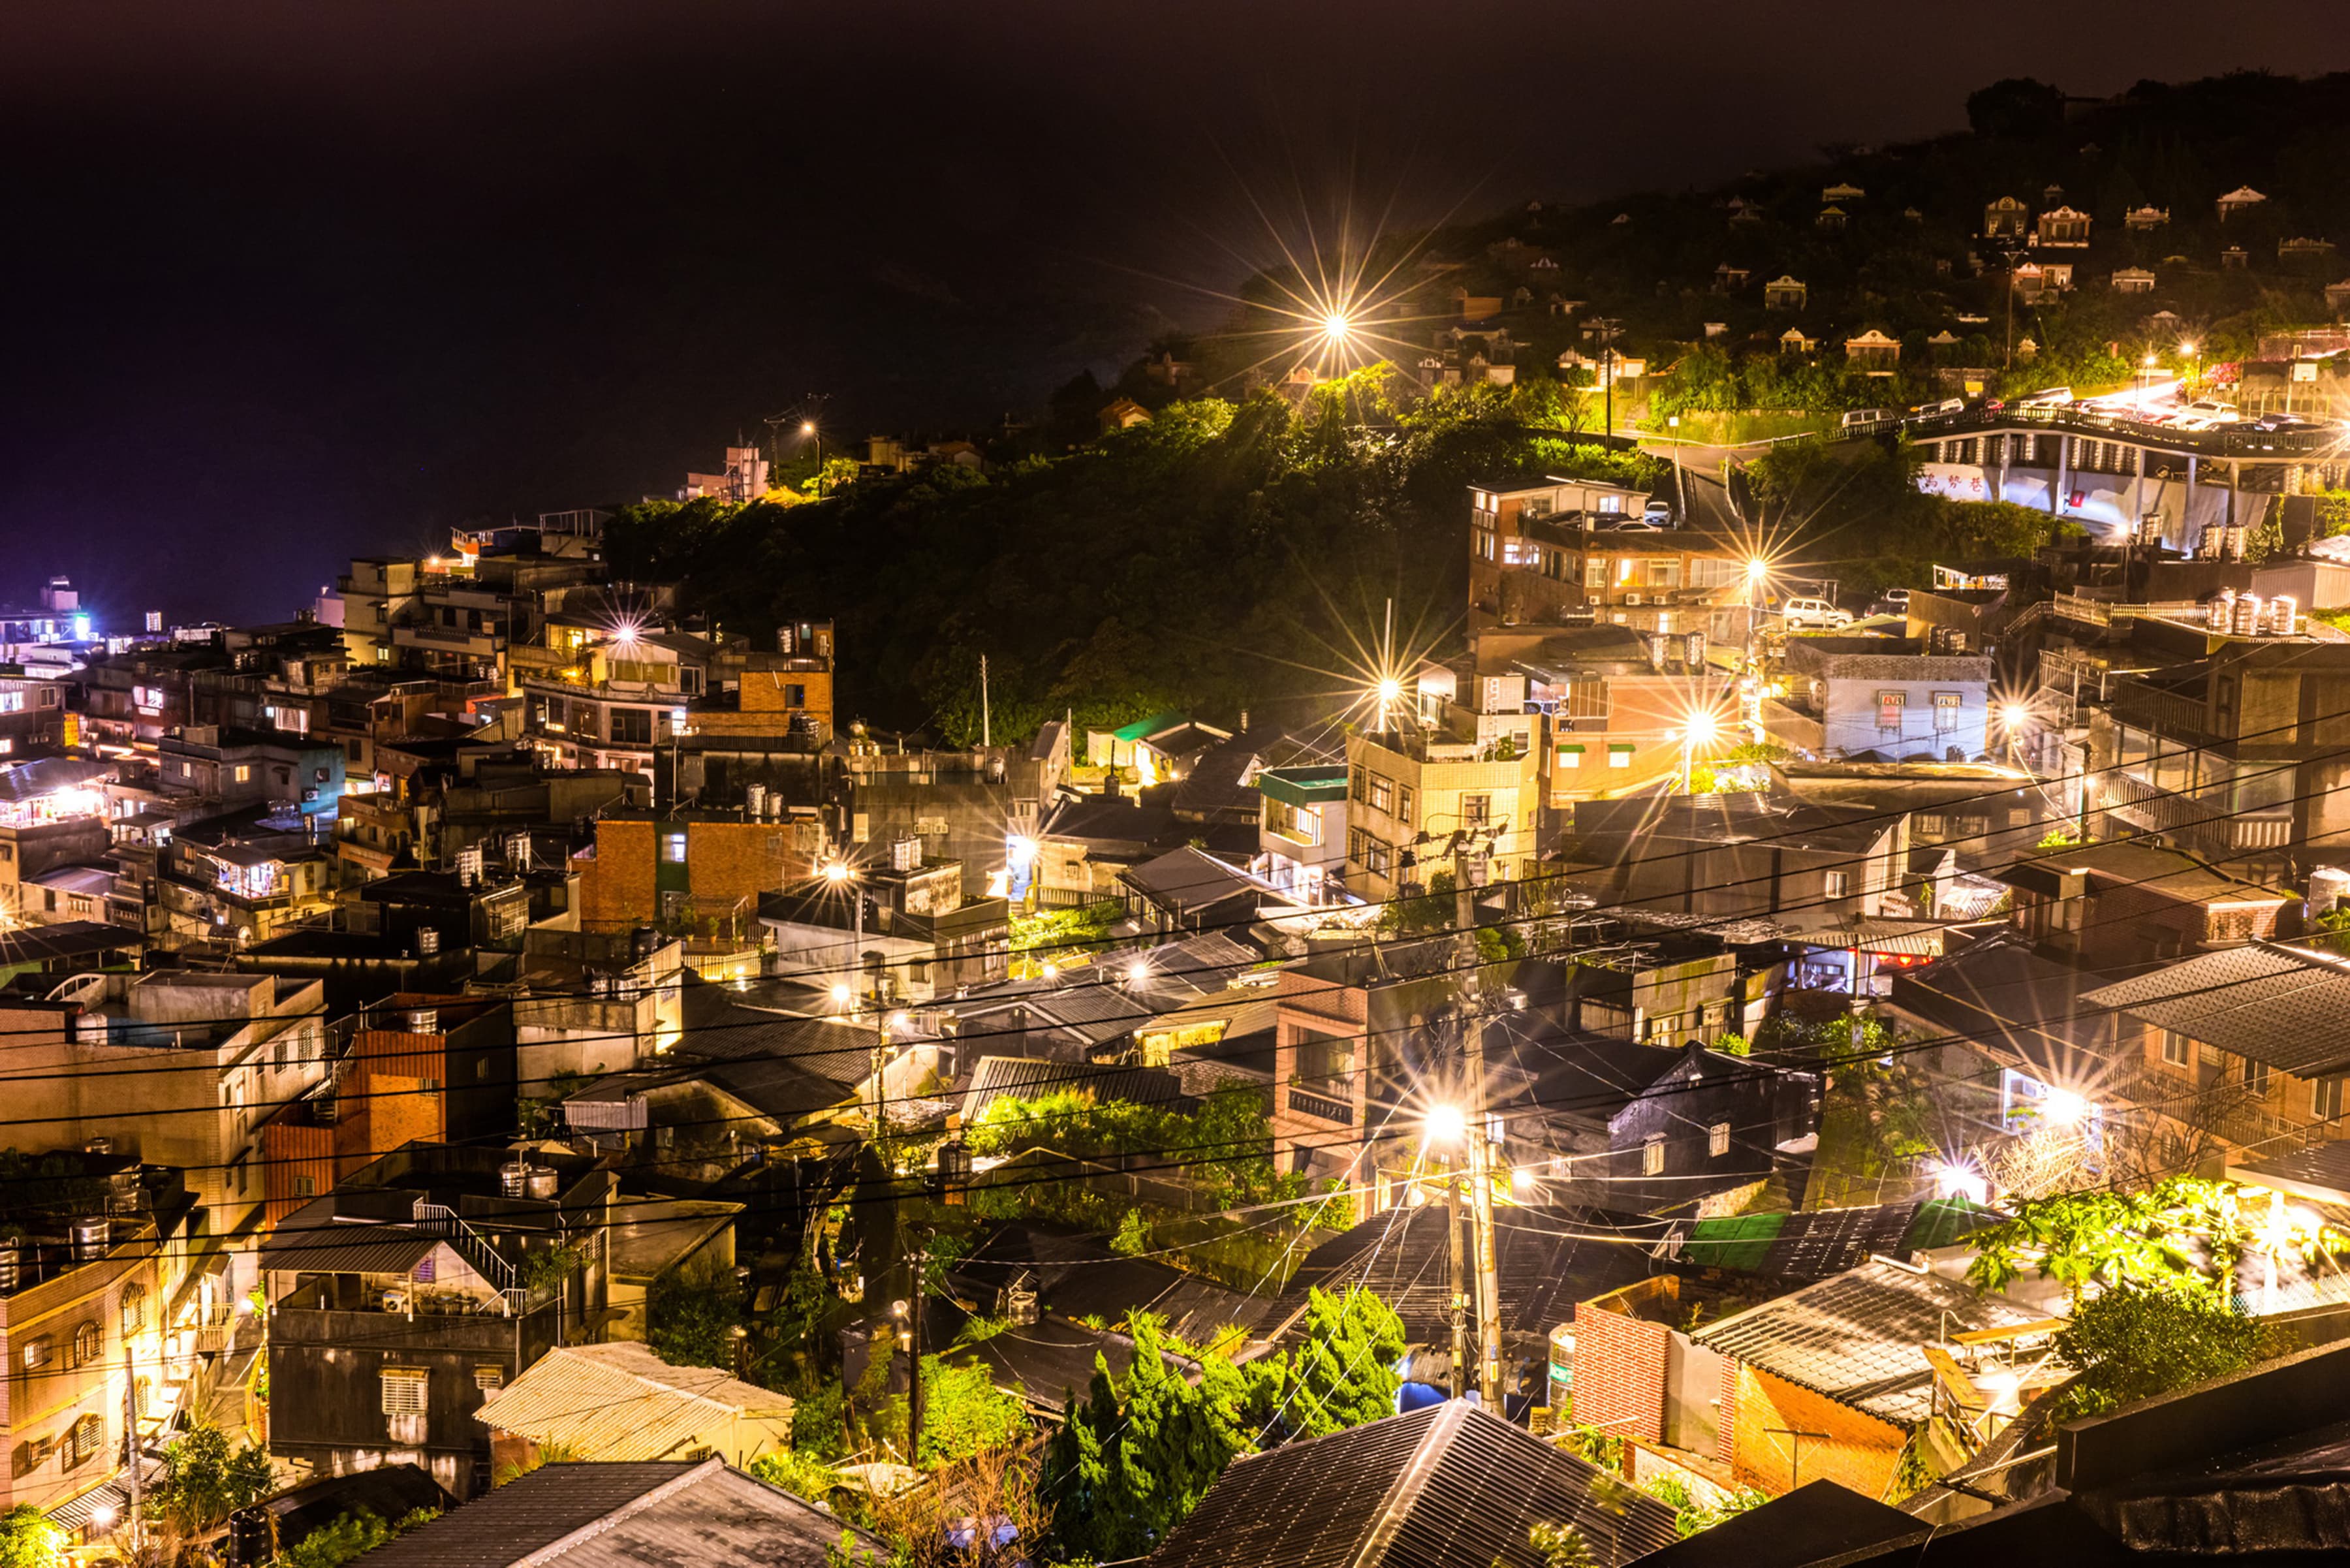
[1678,708,1723,794]
[1376,674,1403,732]
[2042,1088,2088,1127]
[1423,1103,1467,1146]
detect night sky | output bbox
[5,1,2345,626]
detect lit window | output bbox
[233,764,252,784]
[1556,744,1583,770]
[2244,1058,2272,1096]
[1368,774,1394,813]
[72,1323,100,1368]
[1607,744,1634,769]
[120,1284,146,1335]
[2315,1076,2346,1121]
[2161,1030,2193,1070]
[661,832,687,863]
[0,694,21,713]
[22,1336,51,1371]
[1708,1123,1731,1157]
[1824,870,1851,898]
[1642,1135,1665,1176]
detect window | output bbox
[1824,870,1851,898]
[120,1283,146,1336]
[233,764,253,784]
[474,1366,506,1391]
[1607,743,1634,769]
[2161,1029,2194,1070]
[2244,1058,2272,1096]
[2315,1076,2347,1122]
[1556,743,1584,770]
[609,708,652,745]
[1933,691,1962,732]
[1642,1135,1665,1176]
[1296,1028,1355,1089]
[292,1174,316,1198]
[1368,774,1394,814]
[1460,793,1492,827]
[0,694,20,713]
[67,1415,103,1470]
[21,1337,51,1372]
[1875,691,1907,734]
[661,832,687,863]
[72,1323,100,1368]
[1708,1122,1731,1157]
[381,1368,429,1413]
[785,683,807,708]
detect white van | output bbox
[1781,597,1851,631]
[1839,409,1894,431]
[1911,398,1966,418]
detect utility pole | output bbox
[1452,845,1503,1409]
[979,654,991,748]
[1447,1152,1469,1399]
[905,1231,930,1465]
[124,1353,142,1553]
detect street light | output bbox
[2043,1088,2088,1127]
[1377,675,1403,731]
[1423,1103,1467,1146]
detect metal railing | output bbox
[410,1199,533,1313]
[1287,1086,1355,1125]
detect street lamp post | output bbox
[823,860,882,1129]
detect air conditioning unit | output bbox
[1623,593,1644,606]
[381,1289,409,1315]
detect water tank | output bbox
[85,1137,112,1157]
[416,927,441,957]
[1548,1324,1576,1412]
[2210,591,2236,631]
[0,1244,22,1294]
[631,926,660,960]
[2272,595,2300,636]
[2227,525,2249,561]
[2234,594,2263,636]
[524,1167,559,1200]
[405,1008,439,1035]
[745,783,768,818]
[499,1159,530,1197]
[70,1215,108,1262]
[227,1507,272,1568]
[2311,866,2350,917]
[891,836,920,872]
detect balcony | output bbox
[2102,771,2292,853]
[1287,1086,1354,1125]
[2110,682,2217,745]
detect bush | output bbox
[2044,1283,2274,1424]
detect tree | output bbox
[1966,78,2065,138]
[277,1509,440,1568]
[2044,1283,2274,1424]
[1281,1287,1406,1440]
[0,1506,63,1568]
[914,1356,1029,1466]
[868,1446,1046,1568]
[648,1262,743,1370]
[152,1424,275,1533]
[1966,1176,2348,1303]
[1042,1313,1271,1561]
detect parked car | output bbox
[1642,499,1674,525]
[1875,587,1912,616]
[1781,597,1851,631]
[1840,408,1896,431]
[2016,386,2074,407]
[2170,398,2239,431]
[1910,398,1966,418]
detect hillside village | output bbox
[9,63,2350,1568]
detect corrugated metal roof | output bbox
[1148,1402,1678,1568]
[473,1343,790,1462]
[2081,942,2350,1076]
[960,1055,1190,1122]
[258,1225,440,1278]
[353,1459,875,1568]
[1695,1259,2039,1425]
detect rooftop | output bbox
[474,1342,791,1460]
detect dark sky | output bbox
[4,1,2345,626]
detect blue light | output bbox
[71,615,92,640]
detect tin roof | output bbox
[473,1342,791,1461]
[2080,942,2350,1076]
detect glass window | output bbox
[2161,1030,2193,1069]
[1933,692,1962,731]
[609,708,652,746]
[1642,1135,1665,1176]
[1368,774,1394,813]
[1396,784,1415,823]
[1556,744,1584,770]
[2244,1058,2272,1096]
[2315,1075,2345,1122]
[1708,1123,1731,1157]
[1461,794,1492,827]
[381,1369,428,1413]
[661,832,687,863]
[1825,870,1851,898]
[1608,744,1633,769]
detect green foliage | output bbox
[152,1424,275,1533]
[1111,1209,1151,1257]
[2311,489,2350,540]
[0,1505,63,1568]
[648,1265,744,1370]
[279,1508,440,1568]
[1473,924,1528,964]
[1561,1425,1627,1472]
[1712,1033,1751,1057]
[915,1356,1029,1466]
[792,1380,847,1461]
[1281,1288,1406,1440]
[516,1240,591,1294]
[2044,1283,2274,1424]
[751,1447,844,1499]
[1639,1473,1768,1538]
[2035,828,2084,849]
[1521,1521,1597,1568]
[1009,900,1123,960]
[1966,1176,2349,1302]
[2311,906,2350,956]
[967,1084,1304,1208]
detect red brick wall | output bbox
[1571,1296,1671,1445]
[262,1120,336,1231]
[1727,1362,1905,1497]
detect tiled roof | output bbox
[1146,1402,1678,1568]
[354,1458,875,1568]
[473,1343,791,1461]
[258,1225,441,1279]
[2080,941,2350,1076]
[1695,1259,2040,1425]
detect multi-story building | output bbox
[576,808,822,976]
[1467,473,1652,628]
[1341,725,1544,903]
[158,813,338,947]
[1764,640,1993,761]
[0,759,112,927]
[0,666,69,760]
[1253,762,1349,903]
[0,971,330,1229]
[261,1143,613,1499]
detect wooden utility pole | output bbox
[907,1233,928,1464]
[1447,1153,1469,1398]
[1453,845,1503,1408]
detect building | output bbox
[0,971,330,1228]
[1762,275,1808,311]
[2216,184,2268,222]
[2034,204,2091,246]
[576,808,815,957]
[157,812,338,949]
[1764,639,1993,761]
[1341,725,1543,903]
[261,1144,614,1499]
[678,445,770,503]
[1253,762,1349,903]
[1843,329,1900,368]
[1982,196,2028,239]
[2123,203,2170,230]
[0,759,112,926]
[352,1457,877,1568]
[2110,266,2157,294]
[475,1342,790,1473]
[0,667,69,760]
[757,842,1010,1003]
[1566,792,1911,927]
[1466,473,1660,628]
[1987,839,2293,967]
